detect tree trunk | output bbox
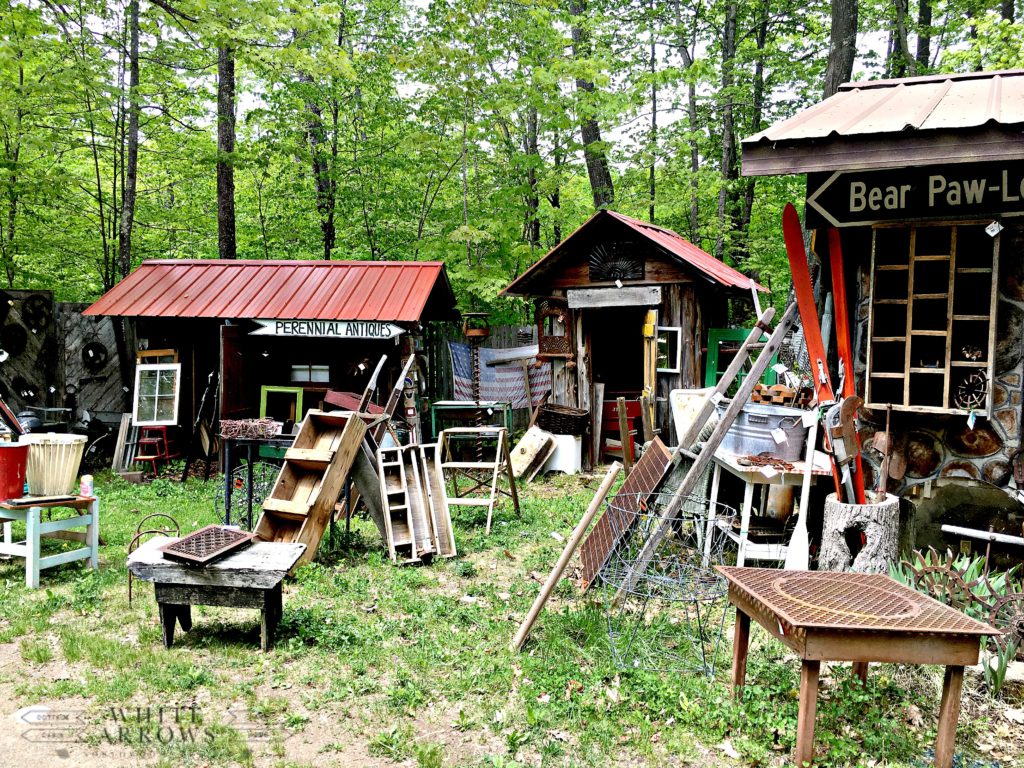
[714,1,737,261]
[549,136,563,245]
[916,0,932,70]
[823,0,858,99]
[217,45,237,260]
[819,493,901,574]
[524,104,540,247]
[1002,0,1014,21]
[302,74,336,260]
[891,0,915,77]
[118,0,140,280]
[674,0,701,242]
[648,2,656,225]
[569,0,614,209]
[737,3,769,250]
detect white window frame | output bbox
[132,363,182,426]
[656,326,682,374]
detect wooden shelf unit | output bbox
[866,223,999,416]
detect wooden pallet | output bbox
[254,410,366,568]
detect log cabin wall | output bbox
[845,220,1024,496]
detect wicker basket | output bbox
[18,433,86,495]
[536,403,590,436]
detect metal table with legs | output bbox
[717,567,996,768]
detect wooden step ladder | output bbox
[254,410,366,569]
[439,427,520,535]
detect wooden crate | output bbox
[255,410,366,567]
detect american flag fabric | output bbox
[448,342,552,409]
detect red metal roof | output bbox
[743,69,1024,176]
[83,260,457,322]
[502,210,765,296]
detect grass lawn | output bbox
[0,469,1019,768]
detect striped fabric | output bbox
[448,342,551,409]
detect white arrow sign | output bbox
[249,319,404,339]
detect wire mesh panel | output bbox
[599,491,736,677]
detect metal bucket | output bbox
[18,433,87,495]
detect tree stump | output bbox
[819,493,901,574]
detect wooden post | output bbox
[934,665,964,768]
[640,393,654,443]
[796,659,821,767]
[511,462,621,652]
[731,609,750,698]
[617,397,632,476]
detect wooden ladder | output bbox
[439,427,519,535]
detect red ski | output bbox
[782,203,843,498]
[827,227,867,504]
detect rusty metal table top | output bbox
[716,567,994,635]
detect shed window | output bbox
[656,327,681,373]
[133,363,181,426]
[866,222,999,415]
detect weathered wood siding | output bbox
[57,303,125,425]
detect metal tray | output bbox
[158,525,255,566]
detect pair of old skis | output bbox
[782,203,866,506]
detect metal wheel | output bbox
[988,594,1024,654]
[216,461,280,531]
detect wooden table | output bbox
[128,536,305,651]
[0,496,99,588]
[717,567,995,768]
[710,451,831,565]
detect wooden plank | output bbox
[567,286,662,309]
[403,446,436,560]
[284,447,333,464]
[260,498,310,518]
[511,462,621,651]
[509,426,555,479]
[111,413,131,471]
[420,443,456,557]
[617,397,632,476]
[155,582,266,609]
[128,536,306,589]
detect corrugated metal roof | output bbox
[83,260,457,322]
[742,69,1024,176]
[502,210,765,296]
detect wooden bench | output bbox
[127,536,305,651]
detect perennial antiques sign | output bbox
[805,159,1024,228]
[249,319,404,339]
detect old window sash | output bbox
[865,221,999,416]
[655,326,682,373]
[133,363,182,426]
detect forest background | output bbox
[1,0,1022,323]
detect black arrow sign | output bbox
[805,159,1024,229]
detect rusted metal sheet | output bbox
[502,210,764,297]
[84,260,457,322]
[579,437,673,591]
[743,69,1024,176]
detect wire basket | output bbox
[535,403,589,436]
[598,491,736,677]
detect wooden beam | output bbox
[567,286,661,308]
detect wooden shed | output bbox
[502,210,764,461]
[84,260,458,446]
[742,69,1024,550]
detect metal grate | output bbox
[158,525,255,566]
[717,567,994,634]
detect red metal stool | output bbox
[140,426,179,460]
